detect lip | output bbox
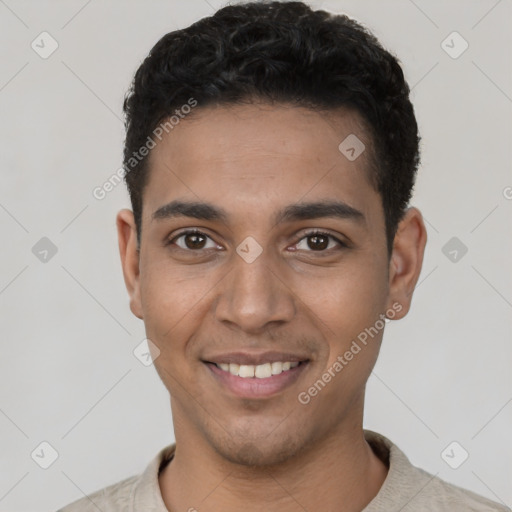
[205,360,310,399]
[202,351,310,366]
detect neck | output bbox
[159,415,388,512]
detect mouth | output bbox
[211,360,302,378]
[202,354,310,399]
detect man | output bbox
[59,1,509,510]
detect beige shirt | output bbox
[57,430,509,511]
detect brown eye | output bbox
[171,230,218,251]
[184,233,206,249]
[307,234,329,251]
[295,231,343,252]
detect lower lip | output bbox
[206,362,309,399]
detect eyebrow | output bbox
[151,199,365,225]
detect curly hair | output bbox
[122,0,420,252]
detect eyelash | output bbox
[166,229,346,253]
[294,230,346,252]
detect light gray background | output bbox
[0,1,511,510]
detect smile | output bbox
[215,361,300,378]
[205,359,309,399]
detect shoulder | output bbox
[364,430,510,512]
[409,465,510,512]
[56,444,175,512]
[56,474,139,512]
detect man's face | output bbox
[127,103,399,465]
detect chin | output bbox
[211,433,306,468]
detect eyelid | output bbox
[295,229,347,249]
[165,228,348,252]
[166,228,221,249]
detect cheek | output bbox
[288,254,388,384]
[141,269,209,399]
[294,271,387,415]
[138,256,216,371]
[140,253,211,325]
[291,257,388,332]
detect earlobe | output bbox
[386,207,427,319]
[116,209,144,319]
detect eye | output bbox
[169,230,220,251]
[295,231,344,252]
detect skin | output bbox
[117,103,427,512]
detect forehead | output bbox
[143,103,380,224]
[149,103,371,168]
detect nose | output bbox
[214,251,296,334]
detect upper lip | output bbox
[203,351,310,366]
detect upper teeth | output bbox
[216,361,300,378]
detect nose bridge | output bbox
[214,247,295,332]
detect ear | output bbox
[385,207,427,319]
[116,209,143,319]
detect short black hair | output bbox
[122,0,420,253]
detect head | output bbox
[117,1,426,466]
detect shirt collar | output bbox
[132,443,176,511]
[130,430,414,511]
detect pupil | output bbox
[308,235,328,250]
[186,233,206,249]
